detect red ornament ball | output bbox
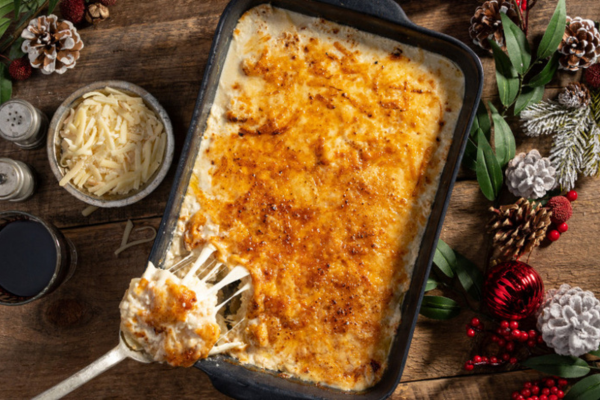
[566,190,578,202]
[8,57,32,80]
[60,0,85,24]
[546,196,573,224]
[585,63,600,89]
[483,261,544,320]
[557,223,568,233]
[547,229,561,241]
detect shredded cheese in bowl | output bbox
[58,87,166,197]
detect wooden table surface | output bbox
[1,0,599,399]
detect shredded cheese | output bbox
[115,220,157,256]
[58,87,166,197]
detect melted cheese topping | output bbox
[58,87,166,197]
[119,263,220,367]
[167,5,464,391]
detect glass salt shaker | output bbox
[0,158,36,202]
[0,99,48,149]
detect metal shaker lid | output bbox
[0,158,24,200]
[0,99,38,143]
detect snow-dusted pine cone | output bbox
[468,0,519,51]
[505,150,556,199]
[537,284,600,357]
[558,17,600,71]
[558,82,591,108]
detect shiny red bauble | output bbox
[483,261,544,320]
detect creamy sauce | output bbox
[165,4,464,390]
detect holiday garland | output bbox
[420,0,600,398]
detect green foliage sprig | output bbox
[466,0,567,200]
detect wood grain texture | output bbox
[1,0,600,399]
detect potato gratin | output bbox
[165,4,465,391]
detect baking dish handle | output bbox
[317,0,413,26]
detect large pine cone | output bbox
[558,17,600,71]
[487,198,552,261]
[21,15,84,75]
[469,0,520,51]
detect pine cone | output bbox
[21,15,84,75]
[558,82,591,108]
[85,3,109,24]
[469,0,520,51]
[537,284,600,357]
[487,198,552,260]
[558,17,600,71]
[505,150,556,199]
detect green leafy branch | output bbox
[419,239,483,320]
[465,0,567,201]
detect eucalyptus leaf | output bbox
[434,239,483,301]
[490,39,519,107]
[424,278,438,292]
[0,63,12,105]
[0,0,12,19]
[48,0,59,14]
[433,240,456,278]
[488,102,515,166]
[12,0,19,15]
[564,374,600,400]
[476,129,503,200]
[501,13,531,74]
[537,0,567,60]
[514,85,545,116]
[528,52,560,87]
[522,355,591,378]
[419,296,461,320]
[463,101,491,171]
[0,16,10,38]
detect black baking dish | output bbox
[147,0,483,398]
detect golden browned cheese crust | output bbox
[176,5,464,391]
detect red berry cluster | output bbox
[547,191,577,242]
[464,319,542,371]
[511,377,568,400]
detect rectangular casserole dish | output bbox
[147,0,483,399]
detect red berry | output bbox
[467,328,476,337]
[540,396,548,400]
[473,355,482,363]
[547,196,573,224]
[517,396,525,400]
[546,379,555,388]
[532,386,540,395]
[510,357,518,364]
[528,330,537,338]
[60,0,86,24]
[557,390,564,399]
[557,223,568,233]
[498,338,507,347]
[512,392,521,400]
[502,353,510,361]
[566,190,578,202]
[477,323,484,330]
[537,335,544,344]
[482,356,489,363]
[542,388,550,395]
[547,230,561,241]
[506,342,515,352]
[521,389,532,397]
[471,317,480,327]
[511,329,522,339]
[8,57,32,81]
[549,396,557,400]
[524,382,533,389]
[510,321,519,330]
[492,335,499,342]
[531,397,539,400]
[490,356,498,364]
[501,321,510,329]
[550,387,558,394]
[558,379,567,388]
[464,361,474,371]
[520,331,529,342]
[527,339,536,347]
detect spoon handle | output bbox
[32,345,127,400]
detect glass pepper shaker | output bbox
[0,99,48,149]
[0,158,36,202]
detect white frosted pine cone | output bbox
[537,284,600,357]
[505,150,556,199]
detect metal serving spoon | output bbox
[33,245,250,400]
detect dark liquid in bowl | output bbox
[0,220,57,297]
